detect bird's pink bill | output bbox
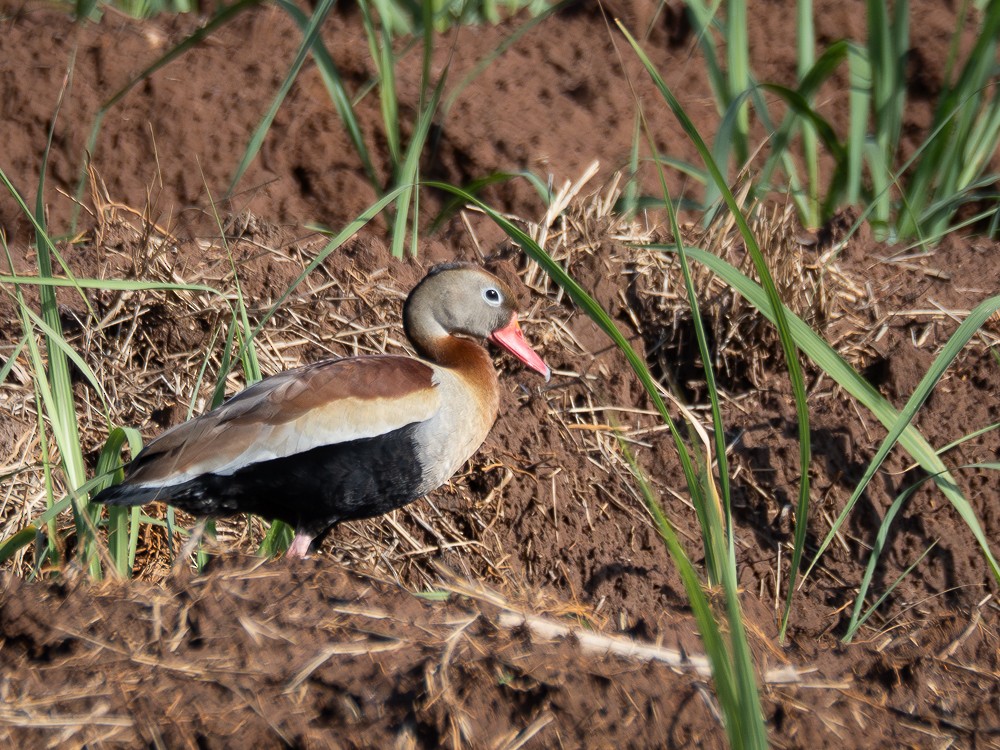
[488,314,550,382]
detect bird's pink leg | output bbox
[287,532,314,559]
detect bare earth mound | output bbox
[2,2,999,748]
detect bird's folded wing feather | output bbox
[125,356,440,486]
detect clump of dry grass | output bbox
[0,168,909,598]
[622,200,874,395]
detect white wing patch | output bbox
[130,363,443,488]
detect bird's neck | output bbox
[404,304,500,409]
[424,334,496,379]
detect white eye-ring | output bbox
[483,287,503,306]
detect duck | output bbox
[93,262,550,558]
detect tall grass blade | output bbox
[755,41,857,223]
[843,473,938,641]
[0,274,218,295]
[618,21,813,640]
[663,245,1000,587]
[390,72,448,258]
[646,131,766,747]
[274,0,379,188]
[227,0,337,197]
[360,1,402,168]
[623,445,766,749]
[0,333,28,385]
[12,303,110,414]
[897,0,999,240]
[95,427,145,577]
[867,0,907,169]
[640,110,733,575]
[806,293,1000,584]
[0,526,39,566]
[74,0,261,231]
[429,170,551,231]
[796,0,819,225]
[683,0,729,116]
[423,180,767,746]
[849,535,937,641]
[846,44,871,208]
[12,63,104,574]
[725,0,750,167]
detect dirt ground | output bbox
[2,1,1000,748]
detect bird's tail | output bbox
[92,482,173,507]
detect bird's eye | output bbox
[483,287,503,306]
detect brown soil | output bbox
[2,2,1000,748]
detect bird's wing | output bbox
[124,356,440,486]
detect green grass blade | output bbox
[683,0,729,118]
[725,0,750,166]
[806,293,1000,582]
[848,535,937,640]
[13,302,111,416]
[206,182,262,386]
[621,112,642,217]
[429,169,551,231]
[934,421,1000,458]
[757,82,847,162]
[21,323,102,575]
[756,40,848,205]
[75,0,99,19]
[3,164,98,574]
[95,427,145,577]
[897,0,999,240]
[642,110,732,577]
[435,153,764,741]
[210,311,241,410]
[623,444,764,750]
[227,0,337,197]
[274,0,379,189]
[258,520,294,558]
[645,128,765,746]
[843,471,937,640]
[74,0,261,230]
[846,43,872,207]
[618,21,813,640]
[0,274,218,294]
[0,333,28,385]
[3,242,62,569]
[867,0,907,162]
[0,526,39,566]
[388,0,444,258]
[390,71,448,258]
[848,460,1000,641]
[660,244,1000,587]
[359,1,402,169]
[796,0,819,224]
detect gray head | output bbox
[403,263,549,379]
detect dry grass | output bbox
[1,169,984,593]
[0,555,802,747]
[3,173,997,748]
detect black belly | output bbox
[154,423,427,538]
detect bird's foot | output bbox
[286,532,314,559]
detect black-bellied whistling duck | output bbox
[93,263,550,558]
